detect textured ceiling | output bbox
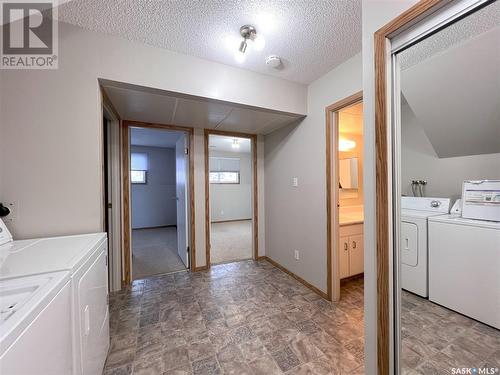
[58,0,361,84]
[400,0,500,70]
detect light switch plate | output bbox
[292,177,298,187]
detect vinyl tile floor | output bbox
[105,260,365,375]
[401,290,500,375]
[105,260,500,375]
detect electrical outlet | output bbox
[294,250,300,260]
[292,177,298,187]
[220,210,224,216]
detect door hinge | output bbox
[107,203,112,209]
[186,246,190,253]
[105,255,108,266]
[184,147,189,155]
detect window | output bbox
[131,152,148,184]
[209,171,240,184]
[209,157,240,184]
[131,170,147,184]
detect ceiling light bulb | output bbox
[339,139,356,151]
[252,34,265,51]
[239,39,247,53]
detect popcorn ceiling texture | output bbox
[57,0,362,84]
[399,1,500,70]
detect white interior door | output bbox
[175,134,189,268]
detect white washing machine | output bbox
[428,214,500,329]
[0,219,109,375]
[400,197,451,297]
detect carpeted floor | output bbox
[132,227,186,280]
[210,220,253,264]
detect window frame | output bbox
[130,169,147,184]
[209,170,240,184]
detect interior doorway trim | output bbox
[121,120,195,285]
[373,0,489,373]
[204,129,258,267]
[101,88,122,292]
[325,91,363,302]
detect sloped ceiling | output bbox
[400,25,500,158]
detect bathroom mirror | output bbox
[339,157,359,190]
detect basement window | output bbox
[131,152,148,184]
[209,157,240,184]
[209,171,240,184]
[131,170,147,184]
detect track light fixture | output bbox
[234,25,265,63]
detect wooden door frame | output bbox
[325,91,363,302]
[204,129,258,267]
[100,88,123,292]
[121,120,195,285]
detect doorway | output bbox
[205,130,257,266]
[326,92,363,302]
[122,122,195,283]
[337,101,364,295]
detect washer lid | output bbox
[0,233,106,279]
[0,219,13,247]
[428,214,500,229]
[401,209,448,219]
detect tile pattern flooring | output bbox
[105,259,500,375]
[401,291,500,375]
[105,260,365,375]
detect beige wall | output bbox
[264,52,362,294]
[362,0,419,372]
[0,22,297,267]
[401,103,500,199]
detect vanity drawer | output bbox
[339,223,363,237]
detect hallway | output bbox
[105,260,365,375]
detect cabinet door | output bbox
[339,236,350,279]
[349,234,364,276]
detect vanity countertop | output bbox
[339,206,364,226]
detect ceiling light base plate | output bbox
[240,25,257,40]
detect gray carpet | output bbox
[132,227,186,280]
[210,220,253,264]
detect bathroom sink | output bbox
[0,271,69,353]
